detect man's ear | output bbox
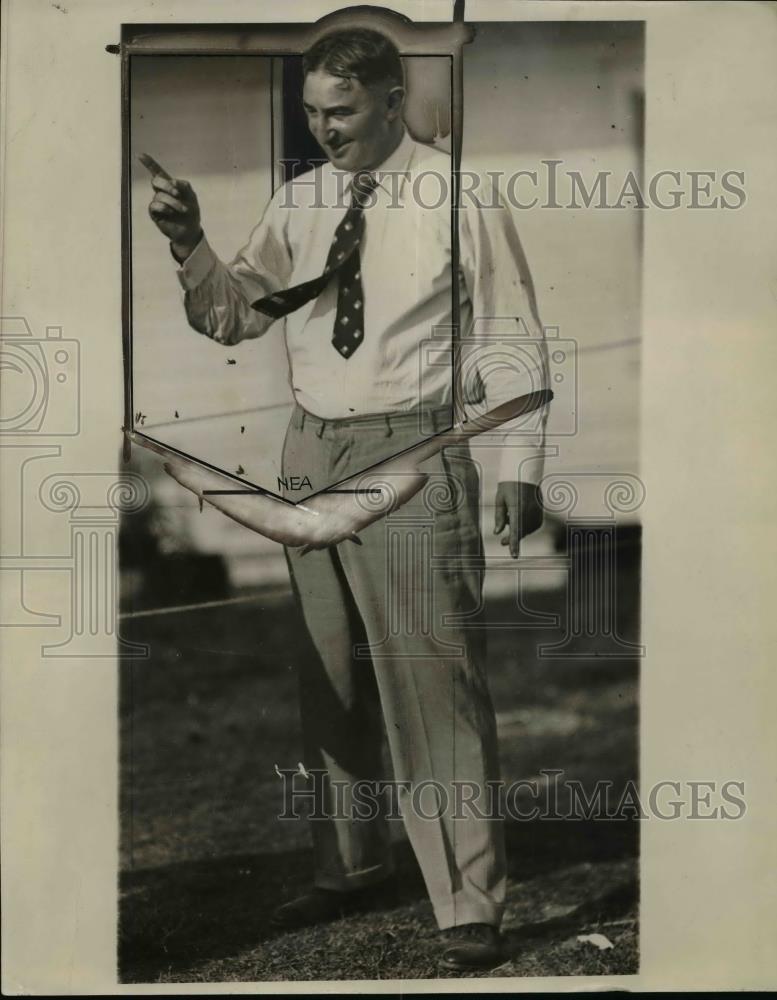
[386,86,405,121]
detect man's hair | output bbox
[302,28,404,91]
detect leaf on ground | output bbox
[576,932,614,950]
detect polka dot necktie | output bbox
[251,171,377,358]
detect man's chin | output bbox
[327,144,368,172]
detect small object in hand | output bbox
[137,152,173,181]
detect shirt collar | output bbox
[373,126,414,180]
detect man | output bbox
[142,27,549,971]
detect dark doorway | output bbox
[281,56,325,181]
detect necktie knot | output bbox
[351,171,378,208]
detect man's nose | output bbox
[311,121,335,145]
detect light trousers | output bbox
[282,404,506,929]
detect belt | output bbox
[291,403,453,438]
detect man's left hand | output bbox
[493,482,544,559]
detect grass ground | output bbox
[119,552,640,983]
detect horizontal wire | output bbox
[118,591,279,621]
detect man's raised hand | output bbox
[138,153,202,260]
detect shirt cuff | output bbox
[493,399,550,485]
[175,234,217,291]
[497,445,545,486]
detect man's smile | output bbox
[327,139,352,158]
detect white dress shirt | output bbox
[176,128,549,484]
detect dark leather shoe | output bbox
[438,922,503,971]
[271,884,385,931]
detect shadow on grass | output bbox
[119,816,637,982]
[503,878,637,949]
[119,529,641,981]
